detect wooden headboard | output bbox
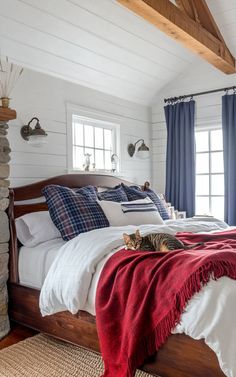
[8,174,133,284]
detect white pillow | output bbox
[97,198,164,226]
[16,211,61,247]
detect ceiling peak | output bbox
[117,0,236,74]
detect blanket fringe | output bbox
[128,260,236,375]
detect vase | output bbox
[1,98,10,108]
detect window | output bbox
[72,116,117,171]
[195,128,224,219]
[67,108,119,172]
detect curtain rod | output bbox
[164,85,236,103]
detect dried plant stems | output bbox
[0,57,23,98]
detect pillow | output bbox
[144,189,170,220]
[121,183,147,201]
[16,211,61,247]
[42,185,109,241]
[122,183,170,220]
[74,185,98,200]
[98,185,128,202]
[97,198,164,227]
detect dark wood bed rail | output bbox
[8,189,19,283]
[10,174,132,201]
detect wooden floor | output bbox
[0,323,37,350]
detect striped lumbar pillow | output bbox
[97,198,164,227]
[121,184,170,220]
[121,201,157,213]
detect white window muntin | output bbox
[195,127,224,218]
[67,105,120,172]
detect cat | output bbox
[123,229,203,252]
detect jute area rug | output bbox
[0,334,153,377]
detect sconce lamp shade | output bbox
[28,134,48,147]
[128,139,149,159]
[21,117,47,147]
[137,140,149,159]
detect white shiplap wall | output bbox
[0,0,194,106]
[9,68,151,187]
[151,60,236,194]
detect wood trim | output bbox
[117,0,236,74]
[8,283,225,377]
[0,107,17,121]
[8,190,19,283]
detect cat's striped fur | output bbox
[123,230,203,252]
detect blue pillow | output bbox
[75,185,98,200]
[42,185,109,241]
[144,189,170,220]
[121,183,147,201]
[98,185,128,202]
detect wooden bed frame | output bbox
[7,174,225,377]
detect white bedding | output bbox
[26,218,234,377]
[19,238,66,288]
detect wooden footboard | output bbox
[8,283,225,377]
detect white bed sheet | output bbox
[19,238,66,289]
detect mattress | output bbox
[19,238,66,289]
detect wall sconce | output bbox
[127,139,149,159]
[21,117,47,147]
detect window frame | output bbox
[195,125,224,217]
[67,104,120,173]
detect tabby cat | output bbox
[123,230,203,252]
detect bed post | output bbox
[8,189,19,283]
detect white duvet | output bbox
[40,219,235,377]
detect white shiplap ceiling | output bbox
[0,0,235,105]
[0,0,195,105]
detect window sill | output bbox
[67,169,124,177]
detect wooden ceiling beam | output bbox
[175,0,199,23]
[117,0,236,74]
[175,0,226,44]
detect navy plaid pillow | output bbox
[144,189,170,220]
[121,183,147,201]
[42,185,109,241]
[98,185,128,202]
[74,185,98,200]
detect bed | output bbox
[8,174,227,377]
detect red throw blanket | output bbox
[96,230,236,377]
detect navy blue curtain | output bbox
[222,94,236,225]
[164,100,195,217]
